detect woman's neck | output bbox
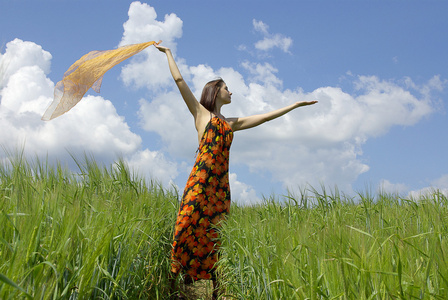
[213,106,225,119]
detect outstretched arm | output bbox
[227,100,317,131]
[155,44,208,121]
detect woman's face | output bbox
[217,83,232,105]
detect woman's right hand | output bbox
[154,43,170,53]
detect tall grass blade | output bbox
[0,273,33,299]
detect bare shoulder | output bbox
[194,105,213,140]
[225,117,240,131]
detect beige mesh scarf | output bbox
[42,41,159,120]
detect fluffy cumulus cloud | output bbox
[0,39,51,90]
[126,149,178,187]
[0,38,177,188]
[118,1,183,90]
[229,173,261,205]
[224,74,438,193]
[137,92,197,158]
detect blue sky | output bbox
[1,1,447,204]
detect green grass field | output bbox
[1,153,447,299]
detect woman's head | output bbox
[200,79,225,112]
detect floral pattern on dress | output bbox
[171,116,233,280]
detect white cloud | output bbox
[408,187,448,200]
[118,1,183,91]
[378,179,409,195]
[0,38,169,178]
[137,92,197,159]
[432,174,448,188]
[253,20,269,35]
[241,61,282,87]
[229,173,261,206]
[119,1,182,46]
[407,174,448,199]
[354,76,434,136]
[1,65,53,115]
[252,19,293,53]
[0,38,52,90]
[380,174,448,200]
[126,149,179,188]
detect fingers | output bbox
[297,100,318,107]
[154,41,169,53]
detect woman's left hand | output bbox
[296,100,318,107]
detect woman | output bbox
[155,44,317,299]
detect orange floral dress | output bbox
[171,116,233,280]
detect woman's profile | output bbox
[155,43,317,299]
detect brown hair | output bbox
[200,78,225,112]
